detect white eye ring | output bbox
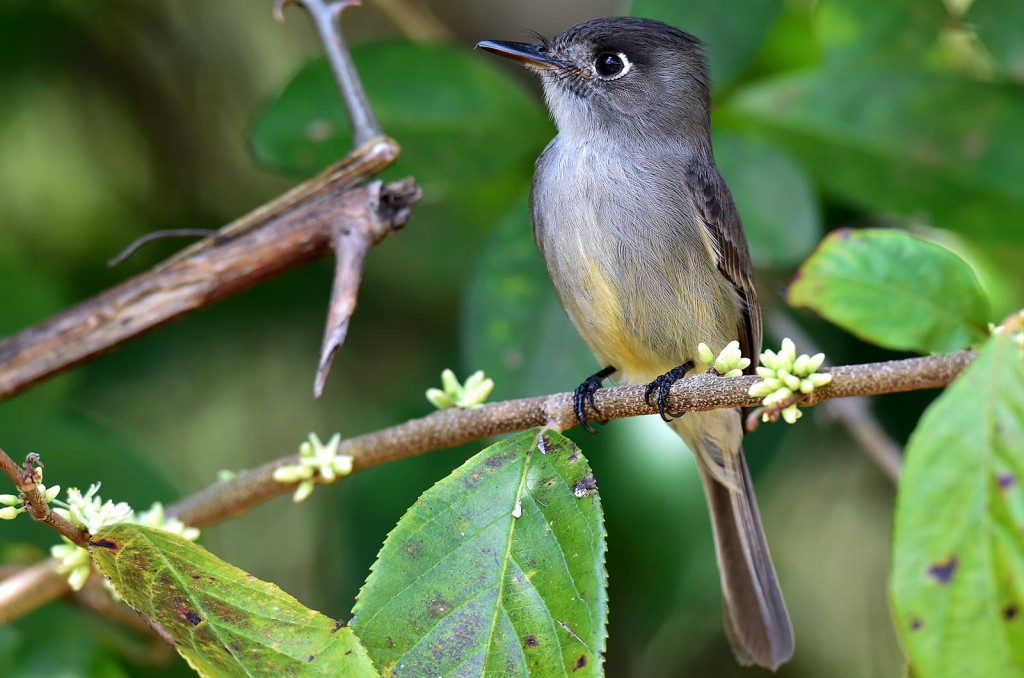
[594,52,632,80]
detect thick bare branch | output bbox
[0,140,416,402]
[0,559,71,624]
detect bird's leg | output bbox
[644,360,695,421]
[573,366,616,433]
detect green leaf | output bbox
[352,429,607,677]
[727,67,1024,242]
[968,0,1024,82]
[461,197,595,399]
[250,40,549,205]
[627,0,784,86]
[814,0,947,65]
[891,328,1024,678]
[712,133,821,268]
[788,228,989,353]
[89,524,377,678]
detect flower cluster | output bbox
[426,369,494,409]
[698,340,751,377]
[48,484,200,591]
[749,338,833,424]
[53,483,134,534]
[272,432,353,503]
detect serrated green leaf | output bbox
[891,328,1024,678]
[729,67,1024,242]
[788,228,989,353]
[968,0,1024,82]
[352,429,607,677]
[713,133,821,268]
[89,524,377,678]
[460,197,595,399]
[627,0,784,87]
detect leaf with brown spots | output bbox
[89,524,377,677]
[351,429,607,676]
[892,329,1024,677]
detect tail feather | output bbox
[673,412,794,670]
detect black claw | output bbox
[645,361,695,422]
[573,366,616,433]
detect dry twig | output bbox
[0,449,88,546]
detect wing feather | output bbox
[686,162,762,372]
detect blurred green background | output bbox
[1,0,1022,675]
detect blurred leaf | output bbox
[891,328,1024,678]
[0,627,19,673]
[713,133,821,268]
[788,228,989,353]
[0,251,68,336]
[461,197,594,399]
[250,41,549,220]
[729,67,1024,242]
[754,5,821,75]
[90,524,377,677]
[0,4,91,82]
[2,600,156,677]
[628,0,784,86]
[352,430,607,677]
[815,0,947,65]
[968,0,1024,82]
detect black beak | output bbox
[475,40,562,70]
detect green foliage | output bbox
[352,429,607,677]
[969,0,1024,82]
[3,0,1024,677]
[90,524,377,677]
[627,0,784,86]
[712,133,821,268]
[891,329,1024,678]
[728,68,1024,243]
[813,0,947,64]
[788,229,990,353]
[251,41,550,230]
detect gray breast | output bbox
[530,135,741,381]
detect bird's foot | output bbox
[644,361,695,421]
[573,366,616,433]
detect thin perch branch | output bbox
[0,350,975,623]
[168,350,974,527]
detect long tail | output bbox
[672,410,794,670]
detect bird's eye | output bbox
[594,52,631,79]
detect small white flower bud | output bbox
[293,479,316,503]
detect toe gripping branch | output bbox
[574,366,617,433]
[644,360,695,422]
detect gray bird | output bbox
[478,17,794,670]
